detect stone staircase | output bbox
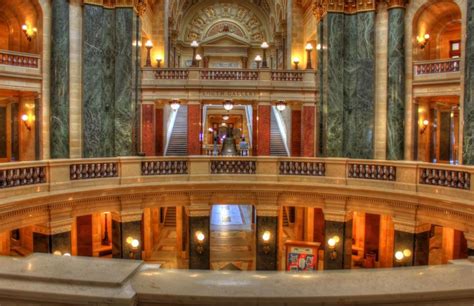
[166,106,188,156]
[270,109,288,156]
[164,207,176,227]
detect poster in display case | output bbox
[285,240,320,272]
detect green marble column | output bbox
[33,231,71,255]
[319,13,345,157]
[82,5,136,157]
[256,216,278,271]
[324,221,345,270]
[189,216,210,269]
[50,0,70,158]
[463,0,474,164]
[386,8,406,160]
[393,230,414,267]
[112,219,143,260]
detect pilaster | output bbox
[187,101,201,155]
[188,195,210,269]
[111,210,143,260]
[257,103,271,156]
[142,103,155,156]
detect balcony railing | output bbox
[154,68,189,80]
[0,49,40,69]
[200,69,259,81]
[414,58,460,76]
[0,158,472,204]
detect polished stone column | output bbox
[189,216,210,269]
[33,223,72,255]
[256,213,278,270]
[141,104,155,156]
[112,212,143,260]
[187,102,201,155]
[291,108,301,156]
[323,200,350,270]
[319,13,344,157]
[386,6,406,160]
[257,104,271,156]
[50,0,70,159]
[301,104,315,157]
[324,220,345,270]
[463,0,474,165]
[155,107,164,155]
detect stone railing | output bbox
[0,49,40,68]
[200,69,259,81]
[348,163,396,181]
[0,158,472,206]
[0,165,46,188]
[414,58,460,76]
[203,144,251,157]
[271,70,304,81]
[419,167,470,190]
[279,160,325,176]
[70,162,119,180]
[154,68,189,80]
[210,159,257,174]
[141,160,188,175]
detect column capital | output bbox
[386,0,409,9]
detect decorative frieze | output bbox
[70,163,118,180]
[348,164,396,181]
[0,166,46,188]
[279,161,326,176]
[419,168,471,190]
[141,160,188,175]
[210,160,256,174]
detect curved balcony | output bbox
[413,58,461,85]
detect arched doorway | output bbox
[210,204,256,270]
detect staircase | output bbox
[270,109,288,156]
[283,208,290,227]
[164,207,177,227]
[166,106,188,156]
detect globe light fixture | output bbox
[145,40,153,67]
[261,41,269,68]
[293,57,300,70]
[276,100,287,112]
[255,55,262,69]
[223,100,234,111]
[22,24,37,41]
[305,43,314,69]
[170,99,181,111]
[191,40,199,67]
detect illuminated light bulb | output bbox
[22,24,27,31]
[191,40,199,47]
[262,231,271,242]
[21,114,29,122]
[222,115,229,121]
[327,238,336,248]
[145,40,153,47]
[332,235,340,243]
[424,33,430,40]
[293,57,300,64]
[63,253,71,257]
[126,236,133,244]
[316,43,322,50]
[223,100,234,111]
[196,231,205,242]
[403,249,412,257]
[305,43,313,51]
[423,119,429,126]
[395,251,404,261]
[131,239,140,248]
[195,54,202,61]
[276,100,286,112]
[53,250,62,256]
[170,99,180,111]
[261,41,269,49]
[255,55,262,62]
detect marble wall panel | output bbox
[50,0,69,159]
[291,110,301,156]
[257,105,271,156]
[155,108,164,155]
[142,104,155,156]
[189,216,210,270]
[112,220,142,260]
[301,106,315,157]
[386,8,405,160]
[187,104,201,155]
[256,216,278,271]
[33,232,71,254]
[114,8,134,156]
[463,0,474,165]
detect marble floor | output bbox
[148,227,185,269]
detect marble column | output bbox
[463,0,474,165]
[323,200,349,270]
[187,102,201,155]
[324,220,345,270]
[33,223,72,255]
[50,0,70,159]
[155,107,164,155]
[142,104,155,156]
[319,13,345,157]
[112,212,143,260]
[256,215,278,271]
[291,108,301,156]
[414,226,430,266]
[301,104,315,157]
[386,6,406,160]
[257,104,271,156]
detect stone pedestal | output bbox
[112,212,143,260]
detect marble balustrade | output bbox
[0,253,471,305]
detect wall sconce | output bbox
[126,236,140,259]
[222,115,229,121]
[145,40,153,67]
[255,55,262,69]
[293,57,300,70]
[22,24,37,42]
[191,40,199,67]
[156,57,162,68]
[223,100,234,111]
[170,99,180,111]
[21,114,31,131]
[305,43,313,70]
[327,235,340,261]
[195,231,205,255]
[394,249,412,262]
[417,33,430,49]
[420,119,429,134]
[261,41,269,68]
[195,54,202,67]
[262,230,271,254]
[276,100,287,112]
[316,43,322,51]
